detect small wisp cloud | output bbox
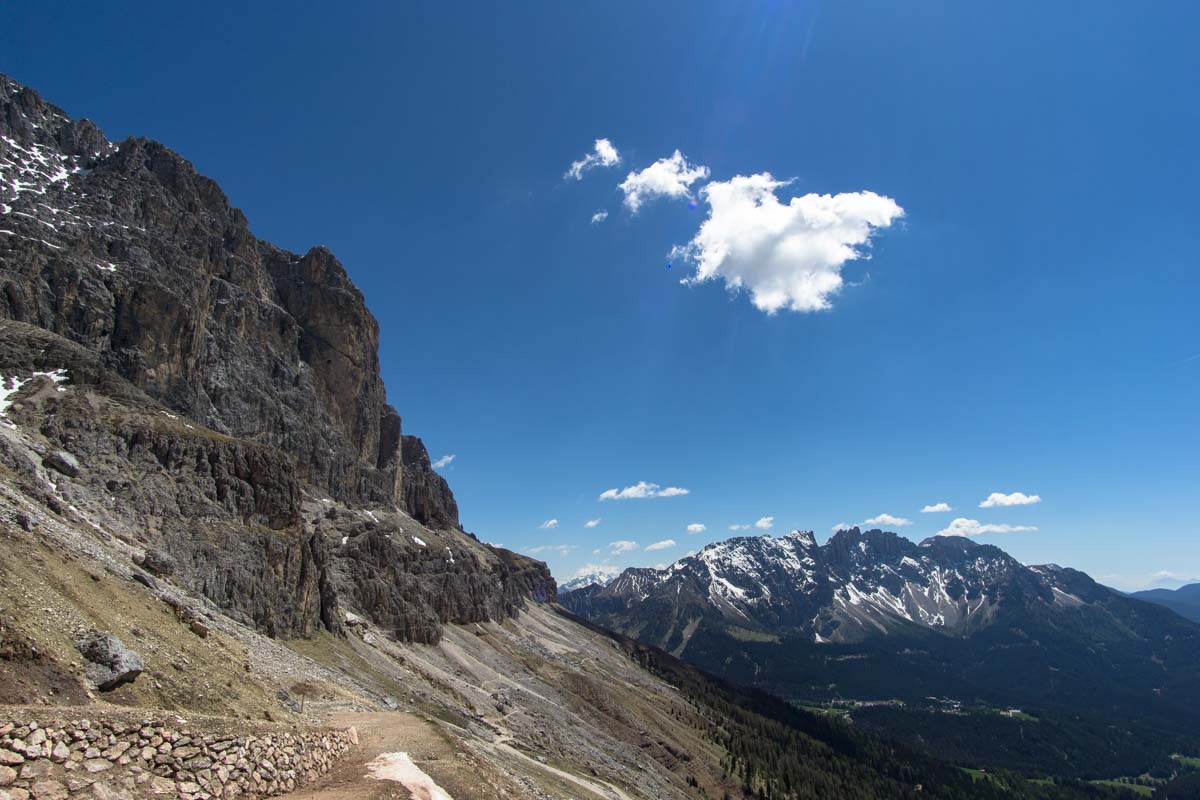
[619,150,709,212]
[864,513,913,528]
[980,492,1041,508]
[432,454,455,469]
[598,481,690,501]
[526,544,574,557]
[565,138,620,180]
[937,518,1038,537]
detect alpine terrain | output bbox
[4,72,1165,799]
[1129,583,1200,624]
[561,527,1200,777]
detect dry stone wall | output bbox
[0,714,357,800]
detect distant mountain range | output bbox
[1129,582,1200,623]
[558,567,620,593]
[559,527,1200,737]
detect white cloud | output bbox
[674,174,903,314]
[572,563,621,581]
[608,540,639,555]
[432,454,455,469]
[526,544,575,557]
[654,563,668,570]
[592,549,601,555]
[980,492,1042,508]
[863,513,913,528]
[1151,570,1198,582]
[619,150,710,212]
[754,516,774,530]
[590,210,608,224]
[686,523,706,534]
[645,539,676,552]
[729,524,751,531]
[937,518,1038,537]
[584,518,602,528]
[921,502,953,513]
[539,518,559,529]
[598,481,690,501]
[565,138,621,180]
[832,522,852,532]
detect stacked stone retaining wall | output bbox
[0,713,357,800]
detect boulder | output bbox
[135,549,176,578]
[75,631,144,691]
[130,573,156,591]
[41,451,80,478]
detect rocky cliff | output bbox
[0,74,454,521]
[0,73,553,644]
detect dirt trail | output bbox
[285,711,634,800]
[284,712,476,800]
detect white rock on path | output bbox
[367,752,453,800]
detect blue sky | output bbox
[5,1,1198,590]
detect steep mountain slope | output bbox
[1130,583,1200,623]
[560,528,1200,736]
[0,72,543,646]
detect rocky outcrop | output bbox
[316,503,555,644]
[0,715,356,800]
[0,74,554,646]
[0,74,440,522]
[399,435,458,529]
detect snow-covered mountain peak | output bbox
[559,567,620,592]
[561,524,1119,649]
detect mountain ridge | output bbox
[560,526,1200,733]
[1129,582,1200,623]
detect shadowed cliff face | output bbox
[0,74,548,643]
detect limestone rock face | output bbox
[0,73,554,644]
[0,74,412,516]
[400,435,459,529]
